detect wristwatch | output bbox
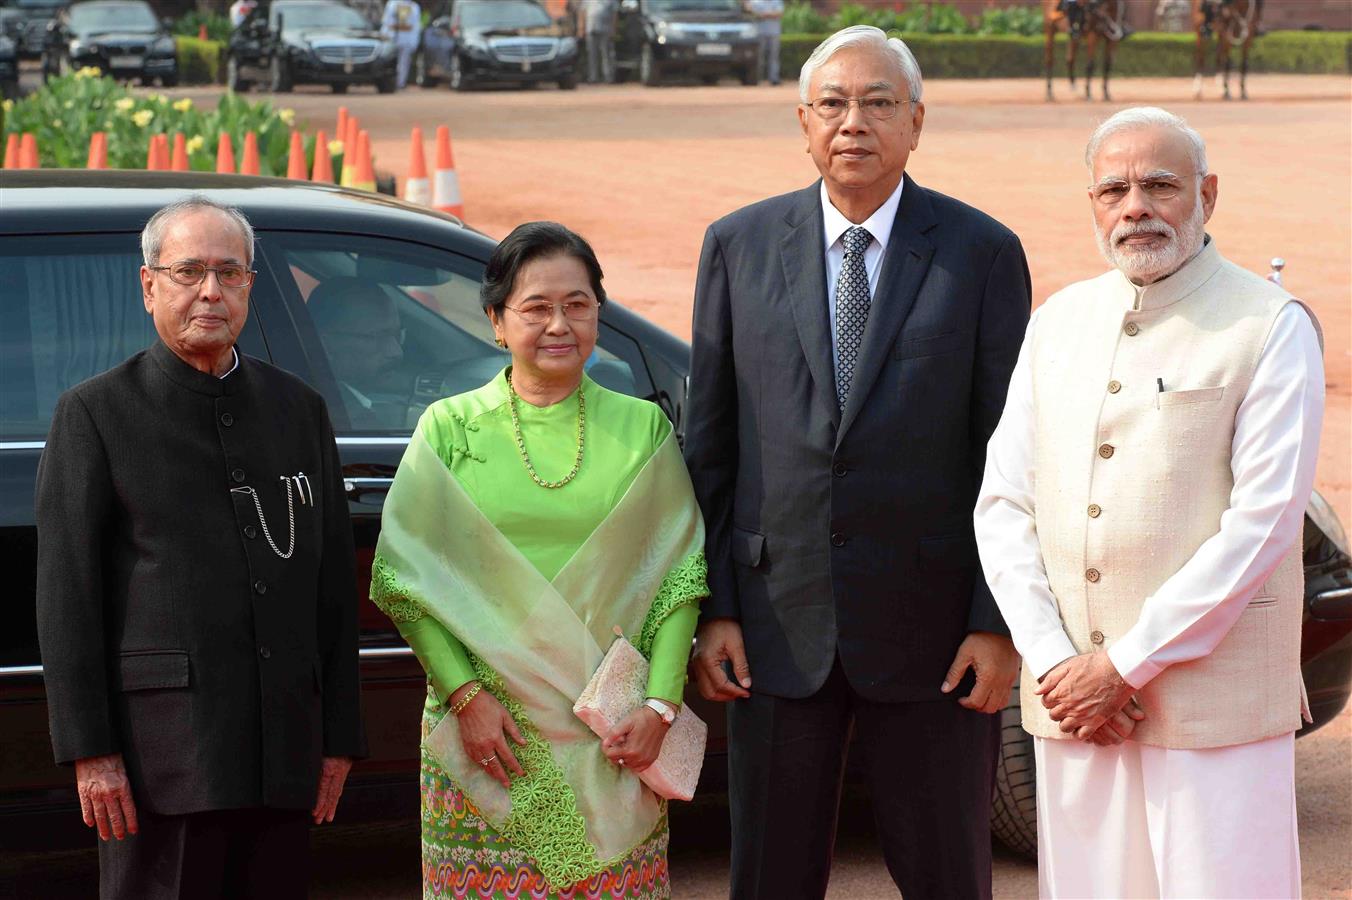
[643,698,677,726]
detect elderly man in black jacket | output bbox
[35,196,366,899]
[684,26,1029,900]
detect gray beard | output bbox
[1096,201,1206,285]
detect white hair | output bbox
[141,195,255,267]
[798,25,923,104]
[1084,106,1208,174]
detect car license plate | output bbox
[109,55,142,68]
[695,43,731,56]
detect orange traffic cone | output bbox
[340,116,359,187]
[19,133,39,169]
[311,130,334,183]
[240,131,260,176]
[352,129,376,192]
[286,130,307,180]
[145,134,158,170]
[432,125,463,219]
[403,126,431,205]
[171,132,189,171]
[216,132,236,173]
[3,133,18,169]
[335,106,348,150]
[197,23,208,40]
[87,132,108,169]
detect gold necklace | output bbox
[506,372,586,489]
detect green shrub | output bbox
[176,36,225,85]
[173,10,231,44]
[975,7,1044,37]
[778,30,1351,80]
[894,3,971,35]
[781,0,827,35]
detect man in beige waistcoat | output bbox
[974,106,1324,898]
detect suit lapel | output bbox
[836,174,937,445]
[780,182,840,427]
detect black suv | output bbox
[417,0,579,92]
[41,0,177,86]
[4,0,65,60]
[227,0,397,94]
[615,0,760,86]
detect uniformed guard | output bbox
[35,196,367,899]
[380,0,422,90]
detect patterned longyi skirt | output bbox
[420,699,671,900]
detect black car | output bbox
[615,0,760,86]
[417,0,578,92]
[3,0,65,60]
[0,170,1348,855]
[227,0,397,94]
[40,0,177,86]
[0,27,17,97]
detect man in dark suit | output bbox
[35,196,366,899]
[684,26,1030,900]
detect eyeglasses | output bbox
[503,300,599,325]
[150,261,256,288]
[1089,174,1200,207]
[805,96,911,121]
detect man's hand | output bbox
[1036,652,1136,736]
[311,756,353,824]
[691,618,752,701]
[1085,699,1146,746]
[75,753,138,841]
[940,631,1020,714]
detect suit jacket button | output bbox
[254,579,267,594]
[258,645,271,659]
[1097,443,1115,459]
[830,532,846,547]
[244,525,258,539]
[1090,630,1105,645]
[1124,322,1140,336]
[832,463,847,477]
[220,412,234,427]
[232,468,246,483]
[1085,568,1101,583]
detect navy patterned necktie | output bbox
[834,225,874,409]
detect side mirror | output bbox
[620,0,638,10]
[161,17,173,31]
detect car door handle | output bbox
[344,476,394,499]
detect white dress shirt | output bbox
[975,301,1324,687]
[820,178,904,373]
[219,347,239,380]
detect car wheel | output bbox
[991,690,1038,859]
[640,43,661,87]
[331,82,348,94]
[557,72,577,90]
[739,65,757,86]
[377,73,396,93]
[700,73,719,86]
[269,56,293,92]
[160,73,178,88]
[449,54,472,91]
[226,56,251,92]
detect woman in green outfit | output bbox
[371,222,708,900]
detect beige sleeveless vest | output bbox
[1021,240,1315,749]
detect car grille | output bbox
[102,42,150,54]
[489,38,557,63]
[313,42,379,65]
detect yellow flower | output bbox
[1,99,12,114]
[278,108,295,126]
[52,119,62,128]
[131,109,154,128]
[172,98,193,112]
[115,97,135,112]
[75,66,102,79]
[327,140,343,156]
[186,135,205,154]
[63,100,74,109]
[154,94,169,105]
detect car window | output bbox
[0,234,266,441]
[263,232,643,435]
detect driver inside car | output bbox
[308,277,410,429]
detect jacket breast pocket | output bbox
[895,331,969,361]
[1157,385,1225,407]
[730,527,765,569]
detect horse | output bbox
[1042,0,1129,102]
[1192,0,1263,100]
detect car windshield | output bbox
[14,0,65,9]
[69,3,157,31]
[646,0,742,13]
[272,2,369,30]
[458,0,550,30]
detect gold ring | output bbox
[479,755,496,766]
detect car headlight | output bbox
[153,36,175,54]
[379,41,396,57]
[558,36,576,54]
[738,23,757,40]
[69,38,86,54]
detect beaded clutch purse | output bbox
[573,630,707,801]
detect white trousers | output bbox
[1034,733,1300,899]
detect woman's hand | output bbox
[451,681,527,789]
[601,706,669,773]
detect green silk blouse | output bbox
[393,369,703,707]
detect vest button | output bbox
[830,532,846,547]
[220,412,234,427]
[1090,629,1105,645]
[1107,380,1121,394]
[1124,322,1140,336]
[1085,568,1101,583]
[244,525,258,539]
[1087,504,1102,518]
[1097,443,1115,459]
[231,468,246,483]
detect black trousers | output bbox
[98,808,310,900]
[727,660,999,900]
